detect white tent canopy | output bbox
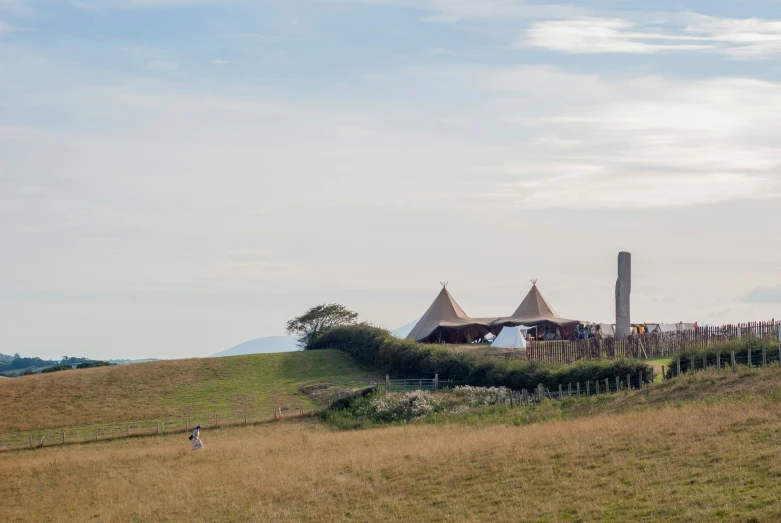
[490,325,530,349]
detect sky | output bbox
[1,0,780,360]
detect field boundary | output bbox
[527,320,779,363]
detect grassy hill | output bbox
[0,350,380,446]
[4,365,781,521]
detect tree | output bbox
[286,304,359,347]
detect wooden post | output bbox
[661,365,665,381]
[626,374,631,390]
[156,423,159,434]
[559,384,563,399]
[762,347,767,367]
[576,382,580,397]
[616,376,620,391]
[748,346,752,368]
[62,431,65,444]
[605,378,610,393]
[586,381,590,397]
[29,436,32,449]
[434,373,439,390]
[386,374,390,393]
[731,351,736,373]
[716,353,720,370]
[244,412,247,425]
[639,371,643,388]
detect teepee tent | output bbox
[490,326,530,349]
[406,284,497,344]
[492,281,579,338]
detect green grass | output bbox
[642,356,673,381]
[0,350,381,449]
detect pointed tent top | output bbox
[512,283,560,319]
[406,285,496,342]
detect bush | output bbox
[76,361,113,369]
[308,324,652,390]
[666,337,780,378]
[41,365,74,373]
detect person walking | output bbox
[189,425,204,451]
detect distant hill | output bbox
[108,359,160,365]
[210,336,300,358]
[390,319,420,339]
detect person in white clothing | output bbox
[189,425,204,451]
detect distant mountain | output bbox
[390,319,420,339]
[108,359,160,365]
[209,336,300,358]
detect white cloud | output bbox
[211,59,230,65]
[523,14,781,58]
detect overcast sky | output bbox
[1,0,780,360]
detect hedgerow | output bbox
[307,324,652,390]
[666,337,780,378]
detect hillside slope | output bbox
[5,367,781,522]
[0,350,380,438]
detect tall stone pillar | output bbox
[615,252,631,338]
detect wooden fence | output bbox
[527,320,779,364]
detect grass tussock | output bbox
[4,396,781,522]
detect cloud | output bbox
[523,14,781,58]
[744,285,781,303]
[211,59,230,65]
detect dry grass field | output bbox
[3,367,781,521]
[3,397,781,522]
[0,350,379,445]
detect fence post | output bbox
[568,383,572,397]
[156,423,159,434]
[762,347,767,367]
[576,382,580,397]
[62,431,65,445]
[559,384,563,399]
[626,374,631,390]
[716,353,720,370]
[434,373,439,390]
[661,365,665,381]
[386,374,390,393]
[616,376,620,391]
[676,358,681,376]
[586,381,590,397]
[29,436,32,449]
[748,346,752,368]
[639,372,643,388]
[605,378,609,393]
[731,351,736,373]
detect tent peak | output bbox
[530,278,538,286]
